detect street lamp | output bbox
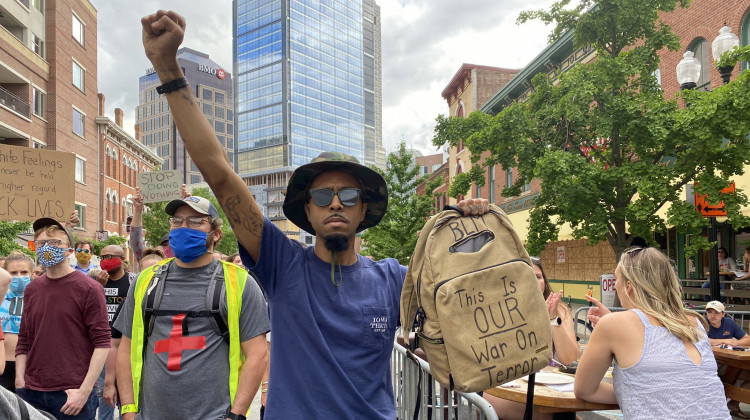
[712,23,741,84]
[676,50,702,90]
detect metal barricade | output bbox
[392,340,499,420]
[573,306,750,342]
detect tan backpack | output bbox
[401,205,553,393]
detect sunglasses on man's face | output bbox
[309,188,362,207]
[76,248,90,253]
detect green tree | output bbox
[434,0,750,259]
[91,234,128,255]
[191,188,238,255]
[0,221,34,257]
[142,200,170,248]
[361,142,442,264]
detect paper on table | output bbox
[546,382,575,393]
[500,381,520,388]
[734,271,748,277]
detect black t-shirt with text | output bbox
[104,271,135,339]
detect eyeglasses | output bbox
[76,248,91,254]
[309,188,362,207]
[168,216,210,228]
[530,256,540,262]
[34,239,68,248]
[100,254,123,260]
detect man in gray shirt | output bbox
[114,196,269,420]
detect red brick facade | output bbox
[96,95,162,238]
[0,0,100,239]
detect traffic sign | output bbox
[695,182,735,217]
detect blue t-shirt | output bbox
[707,316,747,340]
[239,218,406,420]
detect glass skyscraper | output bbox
[234,0,383,234]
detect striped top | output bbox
[612,309,730,420]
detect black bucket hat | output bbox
[283,152,388,235]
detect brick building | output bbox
[470,1,750,301]
[96,94,162,239]
[0,0,99,238]
[439,64,519,208]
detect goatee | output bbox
[324,234,349,252]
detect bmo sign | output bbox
[198,64,226,79]
[600,273,617,306]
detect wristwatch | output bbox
[225,406,247,420]
[550,316,562,327]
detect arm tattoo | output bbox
[224,195,263,239]
[180,91,195,107]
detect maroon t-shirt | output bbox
[16,269,111,391]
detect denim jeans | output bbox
[702,280,727,302]
[16,387,97,420]
[96,367,117,420]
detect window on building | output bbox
[73,61,85,91]
[138,107,144,119]
[32,34,44,58]
[476,182,482,199]
[162,115,169,126]
[489,166,496,203]
[154,101,161,114]
[33,87,45,119]
[72,14,85,46]
[215,92,224,105]
[743,13,750,72]
[202,89,212,101]
[32,140,46,149]
[146,91,152,102]
[74,203,85,228]
[215,121,225,133]
[203,103,213,117]
[227,110,233,120]
[227,124,233,134]
[217,135,225,147]
[73,108,85,137]
[111,196,116,221]
[105,196,110,221]
[226,137,234,149]
[523,182,531,193]
[215,107,225,119]
[689,38,711,90]
[75,157,85,183]
[33,0,44,13]
[190,174,202,184]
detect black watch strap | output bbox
[225,406,246,420]
[156,77,188,94]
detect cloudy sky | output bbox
[93,0,556,156]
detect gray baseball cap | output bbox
[165,196,220,219]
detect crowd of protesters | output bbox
[0,9,746,420]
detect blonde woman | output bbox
[574,247,730,419]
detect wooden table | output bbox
[713,346,750,404]
[483,367,619,419]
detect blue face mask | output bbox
[169,227,209,263]
[7,276,31,297]
[37,243,68,268]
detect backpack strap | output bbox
[206,262,230,343]
[400,212,440,348]
[144,260,173,339]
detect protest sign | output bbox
[0,144,75,222]
[138,169,182,203]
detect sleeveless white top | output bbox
[612,309,730,420]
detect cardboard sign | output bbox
[600,273,617,307]
[138,170,182,203]
[0,144,75,222]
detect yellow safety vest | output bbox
[129,258,247,412]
